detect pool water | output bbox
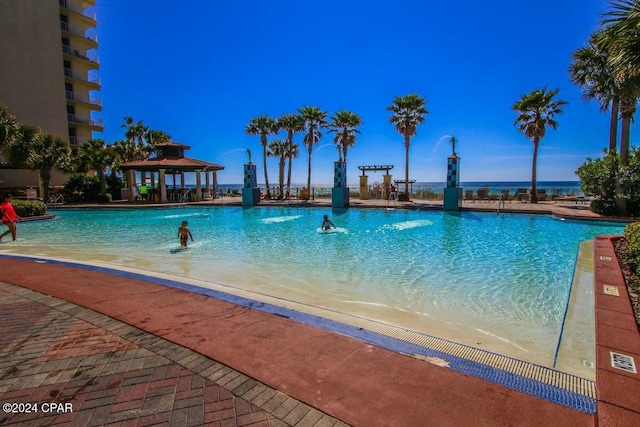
[1,206,624,366]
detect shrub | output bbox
[625,222,640,273]
[62,174,100,203]
[12,199,47,217]
[590,199,617,216]
[96,192,112,203]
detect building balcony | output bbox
[69,136,89,147]
[59,0,97,24]
[65,91,102,109]
[67,114,103,130]
[63,67,101,87]
[60,21,98,47]
[62,45,99,67]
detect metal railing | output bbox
[65,90,102,106]
[62,45,99,65]
[63,67,101,85]
[59,0,97,21]
[67,114,103,128]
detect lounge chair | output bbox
[464,189,474,202]
[535,189,547,202]
[515,188,528,202]
[477,188,490,202]
[500,189,510,203]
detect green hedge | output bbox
[12,199,47,217]
[624,222,640,274]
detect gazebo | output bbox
[120,141,224,203]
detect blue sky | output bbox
[94,0,625,185]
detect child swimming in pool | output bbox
[178,221,194,247]
[321,215,335,231]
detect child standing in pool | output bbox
[321,215,335,231]
[178,221,194,247]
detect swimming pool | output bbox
[1,206,624,367]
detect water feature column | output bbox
[382,174,392,200]
[332,161,349,208]
[242,163,260,206]
[359,174,369,200]
[443,140,462,211]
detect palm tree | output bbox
[268,139,299,199]
[387,94,428,201]
[328,110,362,163]
[0,104,17,153]
[277,113,305,198]
[75,139,117,193]
[246,115,277,198]
[5,130,71,201]
[512,88,568,203]
[603,0,640,79]
[569,30,619,153]
[298,106,328,192]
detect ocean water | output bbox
[212,181,582,196]
[0,205,622,367]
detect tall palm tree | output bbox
[75,139,117,193]
[387,94,428,202]
[277,113,305,198]
[603,0,640,79]
[0,104,17,153]
[5,131,71,201]
[569,30,619,153]
[121,116,150,184]
[512,88,568,203]
[298,106,328,192]
[328,110,362,163]
[246,115,277,198]
[268,139,299,199]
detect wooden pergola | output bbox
[120,142,224,203]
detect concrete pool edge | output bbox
[0,253,597,414]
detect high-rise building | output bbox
[0,0,102,189]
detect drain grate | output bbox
[610,352,637,374]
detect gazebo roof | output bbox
[153,141,191,150]
[120,157,224,172]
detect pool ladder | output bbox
[497,194,505,213]
[387,191,397,208]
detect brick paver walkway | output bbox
[0,283,345,426]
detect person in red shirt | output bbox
[1,194,23,242]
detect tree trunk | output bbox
[609,96,619,154]
[286,132,293,198]
[306,127,314,191]
[262,134,271,199]
[98,171,107,193]
[279,158,285,199]
[39,168,51,202]
[616,114,632,215]
[620,115,631,167]
[404,134,411,202]
[530,140,539,204]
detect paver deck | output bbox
[0,257,595,426]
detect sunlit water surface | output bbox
[1,207,624,365]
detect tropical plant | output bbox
[0,104,17,152]
[268,139,299,199]
[603,0,640,79]
[512,87,567,203]
[246,115,277,198]
[387,94,428,201]
[74,139,117,193]
[328,110,362,163]
[277,113,305,198]
[569,30,619,153]
[5,131,71,201]
[298,106,328,192]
